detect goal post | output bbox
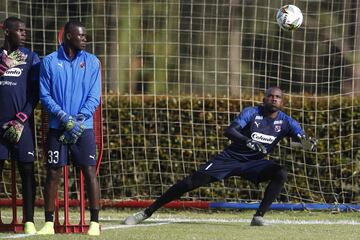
[0,0,359,213]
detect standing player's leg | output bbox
[250,165,288,226]
[36,167,62,234]
[70,129,100,236]
[38,129,67,235]
[17,162,36,234]
[124,171,218,225]
[80,165,100,236]
[11,125,37,234]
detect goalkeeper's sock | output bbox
[145,171,217,216]
[254,210,264,217]
[90,208,99,222]
[45,211,54,222]
[257,169,287,216]
[144,208,153,217]
[18,162,35,222]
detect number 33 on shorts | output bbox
[47,150,59,164]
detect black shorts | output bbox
[46,129,97,168]
[0,122,35,162]
[198,149,282,183]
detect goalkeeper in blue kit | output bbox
[0,17,40,234]
[37,21,101,236]
[125,87,317,226]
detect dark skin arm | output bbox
[224,122,250,143]
[224,122,267,154]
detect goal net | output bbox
[0,0,359,209]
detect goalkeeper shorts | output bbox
[0,123,35,162]
[46,128,97,168]
[198,149,282,183]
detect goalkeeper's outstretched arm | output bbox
[291,134,317,152]
[224,122,250,143]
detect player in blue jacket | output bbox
[0,17,40,234]
[124,86,317,226]
[37,21,101,236]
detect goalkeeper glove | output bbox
[0,54,10,76]
[2,112,28,144]
[56,110,85,144]
[59,117,85,145]
[0,50,28,76]
[56,110,75,130]
[59,124,85,144]
[298,134,317,152]
[75,113,86,123]
[246,139,267,154]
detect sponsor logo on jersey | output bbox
[255,116,263,120]
[0,80,17,86]
[274,120,283,125]
[4,67,22,77]
[251,132,276,144]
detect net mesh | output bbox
[0,0,359,206]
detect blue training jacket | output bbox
[40,44,101,129]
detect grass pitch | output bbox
[0,208,359,239]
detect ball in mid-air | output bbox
[276,5,303,31]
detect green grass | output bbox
[0,208,360,239]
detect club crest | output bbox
[274,125,281,132]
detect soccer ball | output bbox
[276,5,303,31]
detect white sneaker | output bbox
[87,221,100,236]
[250,216,269,226]
[37,221,55,234]
[124,210,149,225]
[24,222,37,234]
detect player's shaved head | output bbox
[64,20,85,35]
[265,86,283,97]
[2,17,24,30]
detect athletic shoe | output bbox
[37,221,55,235]
[87,221,100,236]
[250,216,268,226]
[24,222,37,234]
[124,210,149,225]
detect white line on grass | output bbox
[149,217,360,225]
[103,222,171,230]
[0,234,35,239]
[100,216,360,225]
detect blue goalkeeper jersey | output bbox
[227,106,305,160]
[0,47,40,125]
[40,44,101,129]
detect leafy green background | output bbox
[27,95,360,204]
